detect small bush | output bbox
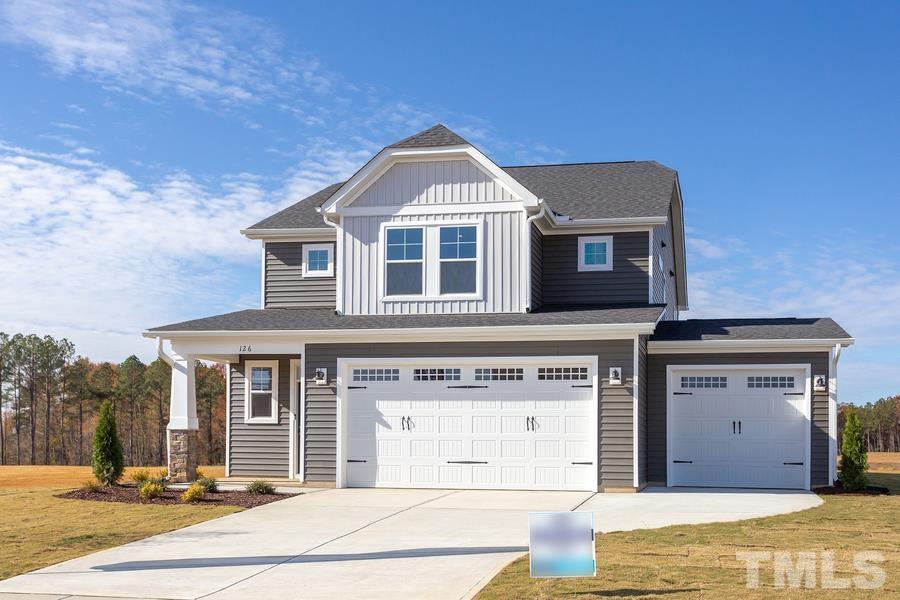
[80,480,101,492]
[246,480,275,495]
[91,400,124,486]
[139,481,165,500]
[197,477,218,493]
[130,469,151,484]
[181,482,206,503]
[840,411,868,491]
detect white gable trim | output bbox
[320,145,540,214]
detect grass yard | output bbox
[0,465,233,580]
[868,451,900,472]
[478,472,900,599]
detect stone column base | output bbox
[168,429,198,483]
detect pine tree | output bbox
[91,400,124,485]
[839,411,868,491]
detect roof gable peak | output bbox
[388,123,470,149]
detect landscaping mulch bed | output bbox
[815,482,891,496]
[57,486,290,508]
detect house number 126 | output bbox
[239,345,252,352]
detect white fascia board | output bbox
[241,228,336,241]
[145,322,659,346]
[340,201,525,218]
[320,145,539,214]
[647,338,855,354]
[535,217,664,236]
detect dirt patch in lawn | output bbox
[57,486,289,509]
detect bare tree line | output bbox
[0,332,225,467]
[840,396,900,453]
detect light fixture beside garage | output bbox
[814,375,827,391]
[609,367,623,385]
[314,368,328,385]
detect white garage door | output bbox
[668,366,809,490]
[342,360,596,491]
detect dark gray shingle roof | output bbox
[650,318,851,342]
[149,305,665,333]
[245,125,678,230]
[246,182,343,230]
[388,123,469,148]
[501,161,676,220]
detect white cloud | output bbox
[0,0,332,106]
[0,135,374,363]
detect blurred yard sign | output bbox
[528,511,596,578]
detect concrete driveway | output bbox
[0,487,821,600]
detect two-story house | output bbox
[147,124,852,493]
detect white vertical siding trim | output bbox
[289,357,299,479]
[632,335,640,488]
[259,242,266,309]
[224,361,231,477]
[648,228,655,303]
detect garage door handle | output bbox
[738,420,741,434]
[348,385,367,389]
[733,420,736,434]
[446,460,488,464]
[571,384,592,388]
[673,392,693,395]
[446,385,489,389]
[571,461,593,465]
[672,460,693,464]
[784,462,803,465]
[784,392,804,396]
[347,459,367,463]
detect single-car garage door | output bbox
[341,359,596,491]
[668,366,810,490]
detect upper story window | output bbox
[578,236,613,272]
[385,227,424,295]
[383,222,482,299]
[245,360,279,424]
[303,243,334,278]
[439,226,477,294]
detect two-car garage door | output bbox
[668,366,810,490]
[342,360,596,491]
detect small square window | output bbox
[302,244,333,278]
[578,236,613,272]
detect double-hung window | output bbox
[245,361,278,424]
[578,235,613,272]
[439,225,477,294]
[385,227,424,296]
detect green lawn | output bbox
[478,473,900,599]
[0,473,239,580]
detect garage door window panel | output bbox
[245,361,278,424]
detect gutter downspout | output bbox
[321,211,344,315]
[524,199,547,312]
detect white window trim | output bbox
[578,235,613,272]
[382,224,426,299]
[302,243,334,278]
[381,220,484,301]
[245,360,279,424]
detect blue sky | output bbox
[0,1,898,403]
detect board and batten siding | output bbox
[340,211,526,314]
[646,352,831,488]
[303,339,637,489]
[650,205,677,319]
[351,160,517,207]
[264,242,336,309]
[541,231,650,306]
[228,356,292,477]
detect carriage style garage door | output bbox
[668,366,810,490]
[341,359,597,491]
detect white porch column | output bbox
[161,345,199,482]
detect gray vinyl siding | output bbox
[228,355,292,477]
[530,224,543,310]
[541,231,650,305]
[651,208,677,319]
[264,242,336,309]
[637,335,648,486]
[303,339,636,489]
[646,352,830,488]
